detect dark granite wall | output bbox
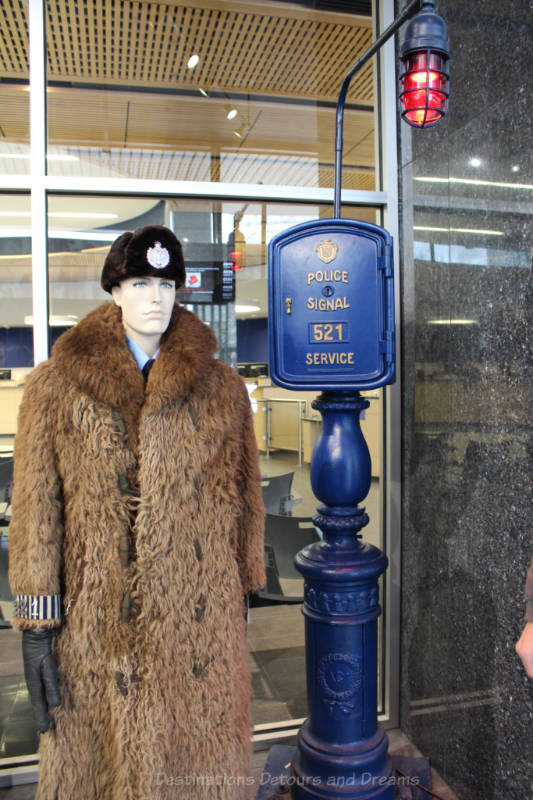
[397,1,533,798]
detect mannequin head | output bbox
[111,275,176,357]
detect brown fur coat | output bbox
[8,302,266,800]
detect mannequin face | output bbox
[111,275,176,356]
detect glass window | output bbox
[0,193,33,371]
[45,0,376,190]
[45,194,385,729]
[0,1,30,174]
[1,0,397,762]
[0,193,35,758]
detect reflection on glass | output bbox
[0,194,33,370]
[0,0,30,176]
[0,194,36,758]
[45,0,376,189]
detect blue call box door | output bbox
[268,218,395,391]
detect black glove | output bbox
[22,629,61,733]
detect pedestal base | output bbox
[254,745,431,800]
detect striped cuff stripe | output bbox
[14,594,61,620]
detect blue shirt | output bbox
[126,336,160,372]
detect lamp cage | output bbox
[399,48,449,127]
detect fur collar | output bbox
[52,303,218,449]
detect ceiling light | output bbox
[413,176,533,190]
[187,54,200,69]
[427,319,478,325]
[468,157,482,167]
[225,104,238,120]
[234,124,247,139]
[25,315,79,327]
[0,152,79,162]
[199,87,209,97]
[235,304,260,314]
[511,165,520,173]
[47,154,80,162]
[48,212,119,220]
[413,225,503,236]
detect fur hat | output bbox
[100,225,186,293]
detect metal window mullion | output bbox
[39,175,388,208]
[29,0,48,365]
[0,174,389,210]
[380,0,401,731]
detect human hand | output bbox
[22,629,61,732]
[516,622,533,679]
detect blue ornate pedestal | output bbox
[290,391,393,799]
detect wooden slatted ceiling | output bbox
[46,86,373,151]
[0,0,28,76]
[1,1,373,105]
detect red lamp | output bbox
[399,1,450,128]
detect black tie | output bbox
[142,358,155,383]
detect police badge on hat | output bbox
[146,241,170,269]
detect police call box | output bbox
[268,218,395,391]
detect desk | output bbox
[0,380,26,435]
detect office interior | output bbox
[0,1,531,798]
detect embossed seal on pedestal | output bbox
[319,652,362,715]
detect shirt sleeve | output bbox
[525,556,533,623]
[8,364,64,630]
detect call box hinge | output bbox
[379,331,395,365]
[377,245,393,278]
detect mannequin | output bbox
[9,225,266,800]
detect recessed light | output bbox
[235,304,260,314]
[187,54,200,69]
[414,176,533,191]
[47,154,80,162]
[225,105,238,120]
[25,315,79,327]
[511,165,520,173]
[427,319,478,325]
[468,157,482,167]
[413,225,503,236]
[48,212,119,220]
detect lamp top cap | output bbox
[400,3,450,59]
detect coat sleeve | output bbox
[8,363,64,630]
[234,381,266,596]
[525,556,533,623]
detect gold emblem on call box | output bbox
[316,238,339,264]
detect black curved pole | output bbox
[334,0,423,218]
